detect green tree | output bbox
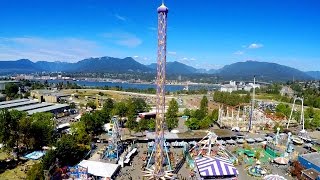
[71,121,91,145]
[192,109,206,120]
[305,107,315,119]
[69,102,76,109]
[126,118,138,133]
[200,96,208,115]
[98,92,104,96]
[0,109,22,152]
[148,118,156,131]
[310,112,320,129]
[199,116,212,129]
[211,109,219,122]
[185,118,200,130]
[80,112,104,135]
[113,102,128,117]
[166,117,179,131]
[166,99,179,130]
[29,113,55,149]
[135,119,149,132]
[86,101,96,110]
[54,135,88,167]
[103,98,114,112]
[5,83,19,98]
[276,103,290,117]
[19,115,33,149]
[129,98,150,113]
[183,108,191,117]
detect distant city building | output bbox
[220,81,237,93]
[14,74,34,80]
[40,76,51,80]
[220,80,260,93]
[280,86,295,97]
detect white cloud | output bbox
[190,58,196,61]
[133,55,139,58]
[148,27,157,31]
[0,37,104,61]
[168,51,177,55]
[115,14,126,21]
[102,32,142,48]
[234,51,244,55]
[248,43,263,49]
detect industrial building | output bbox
[220,80,261,93]
[298,152,320,173]
[31,90,70,103]
[26,104,69,115]
[0,100,38,109]
[0,99,69,116]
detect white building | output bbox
[220,81,237,93]
[244,83,260,91]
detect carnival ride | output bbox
[143,2,175,180]
[185,131,238,168]
[104,116,123,161]
[286,97,311,142]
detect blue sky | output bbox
[0,0,319,71]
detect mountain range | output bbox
[0,57,317,81]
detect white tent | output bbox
[78,160,120,178]
[75,114,82,120]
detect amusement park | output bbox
[1,1,320,180]
[53,2,320,180]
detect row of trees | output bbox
[213,91,250,106]
[184,96,219,130]
[126,98,179,132]
[0,110,55,153]
[275,103,320,130]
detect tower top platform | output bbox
[157,3,168,13]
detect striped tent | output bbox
[195,156,239,177]
[263,174,287,180]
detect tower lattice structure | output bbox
[143,3,174,179]
[154,3,168,178]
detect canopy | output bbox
[217,140,226,145]
[226,139,236,144]
[246,138,255,143]
[273,157,289,165]
[263,174,287,180]
[78,160,120,178]
[170,129,180,133]
[195,156,238,177]
[265,136,273,141]
[75,114,82,120]
[255,137,264,142]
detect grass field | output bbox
[0,160,38,180]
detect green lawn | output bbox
[0,151,11,161]
[237,148,274,165]
[0,160,38,180]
